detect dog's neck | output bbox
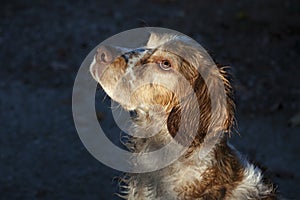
[120,108,276,199]
[121,118,245,199]
[124,105,231,182]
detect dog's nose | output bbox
[96,45,114,64]
[90,45,115,81]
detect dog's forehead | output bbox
[117,33,192,72]
[119,33,188,65]
[146,32,180,48]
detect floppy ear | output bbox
[166,74,211,147]
[216,64,235,133]
[166,60,235,147]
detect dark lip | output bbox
[129,110,139,120]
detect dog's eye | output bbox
[159,60,172,70]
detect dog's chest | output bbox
[126,154,212,200]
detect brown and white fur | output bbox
[90,32,277,199]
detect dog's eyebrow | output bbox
[121,48,156,63]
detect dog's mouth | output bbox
[129,106,151,123]
[129,110,139,120]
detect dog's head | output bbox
[90,32,234,147]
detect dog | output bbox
[90,31,277,199]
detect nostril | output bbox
[96,46,113,64]
[100,52,107,62]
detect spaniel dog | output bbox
[90,32,277,199]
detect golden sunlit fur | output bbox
[90,32,277,199]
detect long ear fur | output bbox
[167,73,211,147]
[166,41,235,148]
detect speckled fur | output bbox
[90,32,278,199]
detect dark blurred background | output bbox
[0,0,299,199]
